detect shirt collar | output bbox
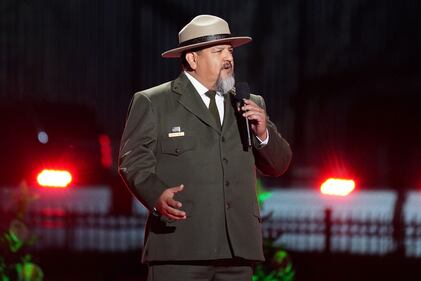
[184,71,223,97]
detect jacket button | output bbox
[175,148,180,154]
[226,203,231,209]
[223,157,228,164]
[221,136,225,142]
[225,181,230,186]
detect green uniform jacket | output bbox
[119,73,292,263]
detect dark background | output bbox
[1,1,421,281]
[1,0,421,190]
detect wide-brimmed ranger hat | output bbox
[161,15,252,58]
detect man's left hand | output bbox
[241,99,267,140]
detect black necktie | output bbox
[205,90,221,127]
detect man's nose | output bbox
[224,50,233,62]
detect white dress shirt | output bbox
[184,71,268,145]
[184,71,225,125]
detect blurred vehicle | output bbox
[0,101,112,187]
[288,75,421,191]
[0,101,129,213]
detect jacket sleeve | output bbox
[251,95,292,177]
[118,92,168,211]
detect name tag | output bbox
[168,132,185,138]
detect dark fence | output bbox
[3,209,421,280]
[263,208,396,256]
[2,208,421,258]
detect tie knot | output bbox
[205,90,217,99]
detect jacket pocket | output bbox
[160,136,196,156]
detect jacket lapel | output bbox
[172,73,221,133]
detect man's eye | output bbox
[211,48,233,54]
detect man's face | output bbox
[191,44,234,90]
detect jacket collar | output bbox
[171,73,236,134]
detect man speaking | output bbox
[119,14,292,281]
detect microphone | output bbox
[234,82,252,147]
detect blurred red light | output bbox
[37,169,72,188]
[320,178,355,196]
[99,134,113,168]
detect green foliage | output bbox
[0,182,44,281]
[253,179,295,281]
[256,178,272,209]
[253,239,295,281]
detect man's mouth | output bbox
[222,62,232,70]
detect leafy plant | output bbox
[0,182,44,281]
[253,179,295,281]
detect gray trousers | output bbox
[147,259,254,281]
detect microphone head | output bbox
[235,82,250,101]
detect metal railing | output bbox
[2,208,421,257]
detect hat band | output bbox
[179,33,231,47]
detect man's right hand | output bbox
[154,184,187,220]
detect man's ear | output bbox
[185,52,197,70]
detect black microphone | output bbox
[234,82,252,147]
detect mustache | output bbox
[222,61,232,70]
